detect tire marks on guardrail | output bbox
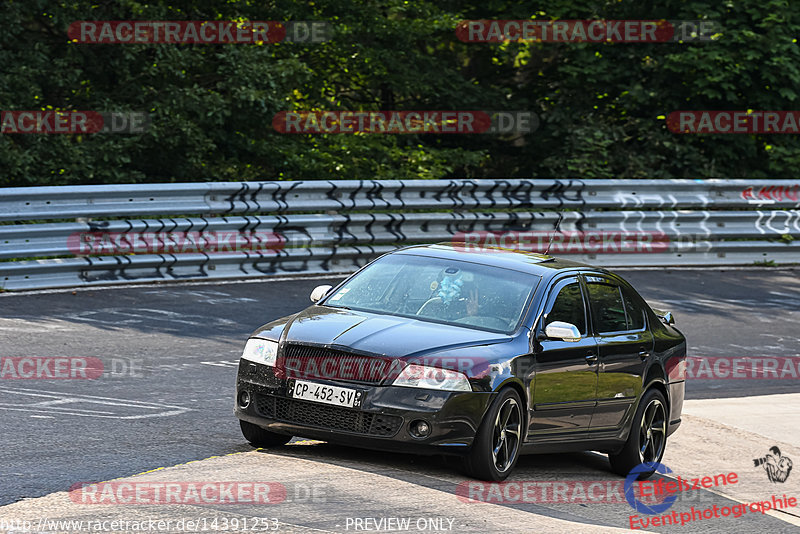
[5,179,800,290]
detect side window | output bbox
[545,282,586,335]
[586,282,627,333]
[622,287,646,330]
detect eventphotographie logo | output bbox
[754,446,793,483]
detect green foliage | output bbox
[2,0,800,186]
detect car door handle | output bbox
[585,352,598,364]
[638,351,650,360]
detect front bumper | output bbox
[234,359,494,455]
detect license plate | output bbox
[289,380,363,408]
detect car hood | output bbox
[277,306,513,358]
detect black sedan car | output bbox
[234,244,685,481]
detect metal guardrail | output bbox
[1,179,798,290]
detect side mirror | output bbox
[653,309,675,325]
[544,321,581,342]
[310,284,333,303]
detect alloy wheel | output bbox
[491,397,521,473]
[638,398,666,464]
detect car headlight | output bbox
[392,364,472,392]
[241,338,278,367]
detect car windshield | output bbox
[323,253,540,333]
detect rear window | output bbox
[586,282,627,333]
[622,287,646,330]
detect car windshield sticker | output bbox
[329,288,350,301]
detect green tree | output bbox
[1,0,800,186]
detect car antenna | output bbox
[543,211,563,256]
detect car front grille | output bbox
[276,343,398,385]
[255,394,403,437]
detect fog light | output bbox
[409,419,431,438]
[238,390,251,408]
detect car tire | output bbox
[608,388,668,479]
[462,387,523,481]
[240,420,292,447]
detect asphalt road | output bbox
[0,268,798,511]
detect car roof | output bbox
[392,243,600,280]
